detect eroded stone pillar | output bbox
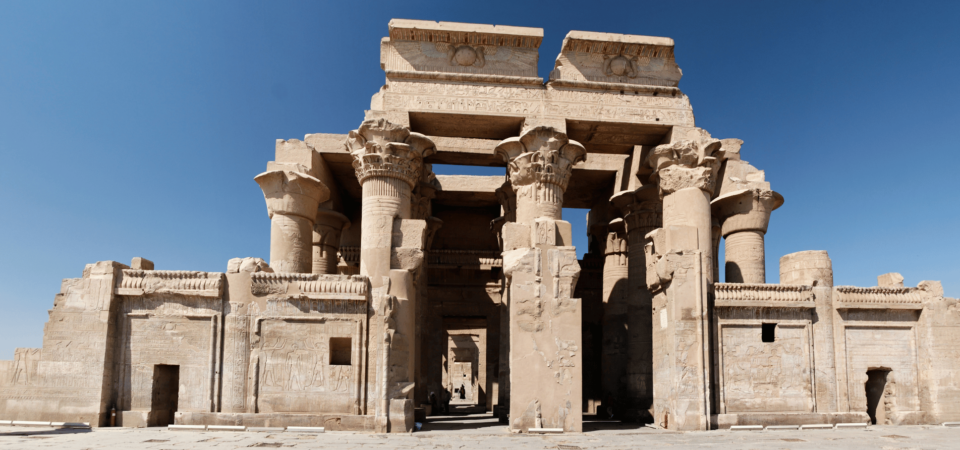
[313,209,350,275]
[345,118,435,432]
[644,133,721,431]
[255,170,329,273]
[600,218,629,416]
[713,189,783,283]
[611,185,662,422]
[496,126,586,432]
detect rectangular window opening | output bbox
[762,323,777,343]
[330,337,352,365]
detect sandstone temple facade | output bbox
[1,20,957,433]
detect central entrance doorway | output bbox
[149,364,180,427]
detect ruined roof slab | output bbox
[382,20,543,84]
[550,30,682,89]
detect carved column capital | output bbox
[345,118,436,188]
[711,188,784,237]
[611,186,663,238]
[495,126,586,191]
[495,126,585,223]
[313,209,350,246]
[648,138,722,197]
[255,170,330,219]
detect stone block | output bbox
[130,257,154,270]
[388,398,414,433]
[502,222,531,251]
[275,139,323,179]
[392,219,427,249]
[666,225,698,252]
[227,257,271,273]
[556,220,572,246]
[532,219,557,246]
[878,272,904,287]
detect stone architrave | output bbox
[644,132,721,431]
[712,189,782,283]
[610,185,662,422]
[313,209,350,275]
[255,170,330,273]
[495,126,586,433]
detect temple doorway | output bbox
[865,368,891,425]
[149,364,180,427]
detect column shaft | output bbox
[269,214,313,273]
[724,230,765,283]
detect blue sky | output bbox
[0,0,958,356]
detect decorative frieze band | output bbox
[116,270,223,298]
[250,272,369,300]
[714,283,814,308]
[834,286,923,309]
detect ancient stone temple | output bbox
[0,19,958,433]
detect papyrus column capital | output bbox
[255,170,330,220]
[345,118,436,189]
[611,186,663,239]
[711,188,783,237]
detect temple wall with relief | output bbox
[1,18,959,435]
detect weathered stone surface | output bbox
[1,19,955,436]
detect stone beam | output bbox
[434,175,504,207]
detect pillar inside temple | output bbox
[313,208,350,275]
[255,170,329,273]
[496,126,586,432]
[600,218,628,417]
[644,132,722,431]
[344,118,436,432]
[610,185,661,422]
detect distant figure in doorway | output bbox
[459,383,466,400]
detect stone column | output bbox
[611,185,661,422]
[496,126,586,433]
[255,170,329,273]
[313,208,350,275]
[345,118,435,433]
[648,137,721,284]
[490,181,515,424]
[345,118,434,284]
[713,189,783,283]
[644,134,722,431]
[600,218,629,417]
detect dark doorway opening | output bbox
[865,368,891,425]
[761,323,776,343]
[149,364,180,427]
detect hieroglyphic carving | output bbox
[256,318,360,414]
[379,80,696,126]
[720,324,813,413]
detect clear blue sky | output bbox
[1,1,958,357]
